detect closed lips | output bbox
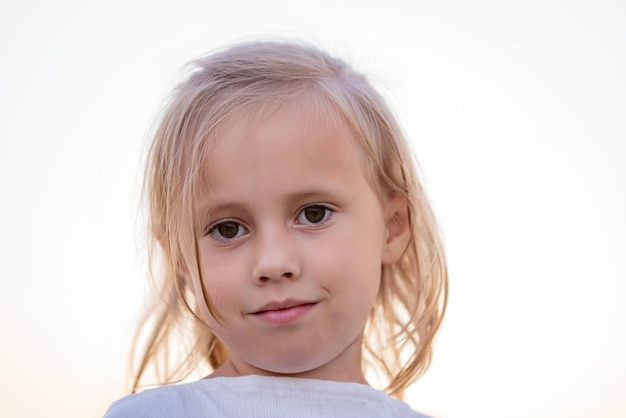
[252,300,317,314]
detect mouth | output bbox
[252,299,315,314]
[250,299,318,324]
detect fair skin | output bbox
[191,103,409,384]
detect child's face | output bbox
[194,104,397,381]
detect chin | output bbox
[255,357,324,375]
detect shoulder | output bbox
[229,375,431,418]
[103,376,430,418]
[303,379,430,418]
[103,380,221,418]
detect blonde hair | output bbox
[132,40,447,399]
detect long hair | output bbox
[131,40,447,399]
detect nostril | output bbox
[255,271,296,283]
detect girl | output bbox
[105,40,447,418]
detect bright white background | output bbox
[1,1,624,417]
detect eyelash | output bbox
[206,219,248,242]
[295,204,334,226]
[205,204,335,243]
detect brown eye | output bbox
[208,221,247,241]
[298,205,333,225]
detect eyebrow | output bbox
[196,189,339,216]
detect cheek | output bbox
[311,226,384,289]
[196,251,247,320]
[311,237,382,333]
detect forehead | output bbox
[215,100,358,164]
[197,102,372,207]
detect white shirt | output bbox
[104,375,430,417]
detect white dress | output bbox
[104,375,430,417]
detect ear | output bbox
[381,194,411,265]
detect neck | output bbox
[207,333,367,385]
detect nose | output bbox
[251,225,300,284]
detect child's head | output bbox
[136,40,447,399]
